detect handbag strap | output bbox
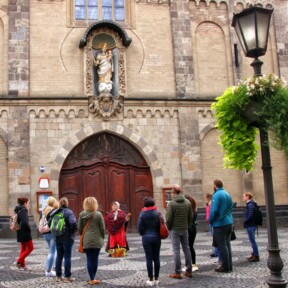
[81,213,94,238]
[158,211,164,223]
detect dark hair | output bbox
[214,179,224,188]
[59,197,69,208]
[185,195,197,214]
[17,197,29,205]
[143,197,155,208]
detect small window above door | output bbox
[69,0,133,27]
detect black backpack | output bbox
[254,203,263,226]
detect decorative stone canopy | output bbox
[79,20,132,49]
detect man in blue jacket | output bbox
[209,179,233,273]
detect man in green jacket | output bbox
[166,184,193,279]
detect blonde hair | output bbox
[43,196,59,216]
[83,197,98,212]
[243,192,253,200]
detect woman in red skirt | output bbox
[104,201,130,257]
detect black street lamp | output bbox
[232,6,287,288]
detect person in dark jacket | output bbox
[243,192,260,262]
[185,195,199,272]
[14,197,34,270]
[166,184,193,279]
[41,196,59,277]
[78,197,105,285]
[138,197,161,287]
[49,197,77,282]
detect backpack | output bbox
[38,213,50,234]
[254,203,263,226]
[50,211,66,236]
[10,213,20,231]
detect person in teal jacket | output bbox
[209,179,234,273]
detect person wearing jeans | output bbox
[138,197,161,286]
[166,184,193,279]
[49,197,77,282]
[78,197,105,285]
[14,197,34,270]
[41,196,59,277]
[43,233,57,276]
[243,192,260,262]
[209,179,234,273]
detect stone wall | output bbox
[8,0,29,96]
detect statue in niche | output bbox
[94,43,114,93]
[88,34,123,118]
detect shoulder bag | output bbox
[158,212,169,239]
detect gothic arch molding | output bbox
[52,124,164,191]
[199,123,216,141]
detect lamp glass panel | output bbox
[238,12,256,51]
[256,11,270,49]
[235,21,247,55]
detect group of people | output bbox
[12,178,260,286]
[13,197,130,285]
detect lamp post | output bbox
[232,6,287,288]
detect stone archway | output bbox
[59,132,153,230]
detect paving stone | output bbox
[0,228,287,287]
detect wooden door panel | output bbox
[130,168,153,229]
[83,165,106,213]
[59,170,82,217]
[107,166,129,212]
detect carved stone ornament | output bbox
[88,94,124,118]
[79,21,132,119]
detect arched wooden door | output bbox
[59,132,153,230]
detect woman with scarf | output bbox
[104,201,130,257]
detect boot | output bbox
[248,255,259,262]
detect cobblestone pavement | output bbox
[0,228,287,288]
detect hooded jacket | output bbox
[14,205,32,243]
[165,194,192,231]
[78,210,105,249]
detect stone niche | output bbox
[79,20,132,119]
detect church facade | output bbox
[0,0,287,229]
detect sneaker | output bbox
[182,271,193,278]
[169,273,182,279]
[64,277,76,282]
[146,280,154,286]
[192,265,199,272]
[21,266,31,271]
[45,271,56,277]
[154,280,159,286]
[13,262,21,269]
